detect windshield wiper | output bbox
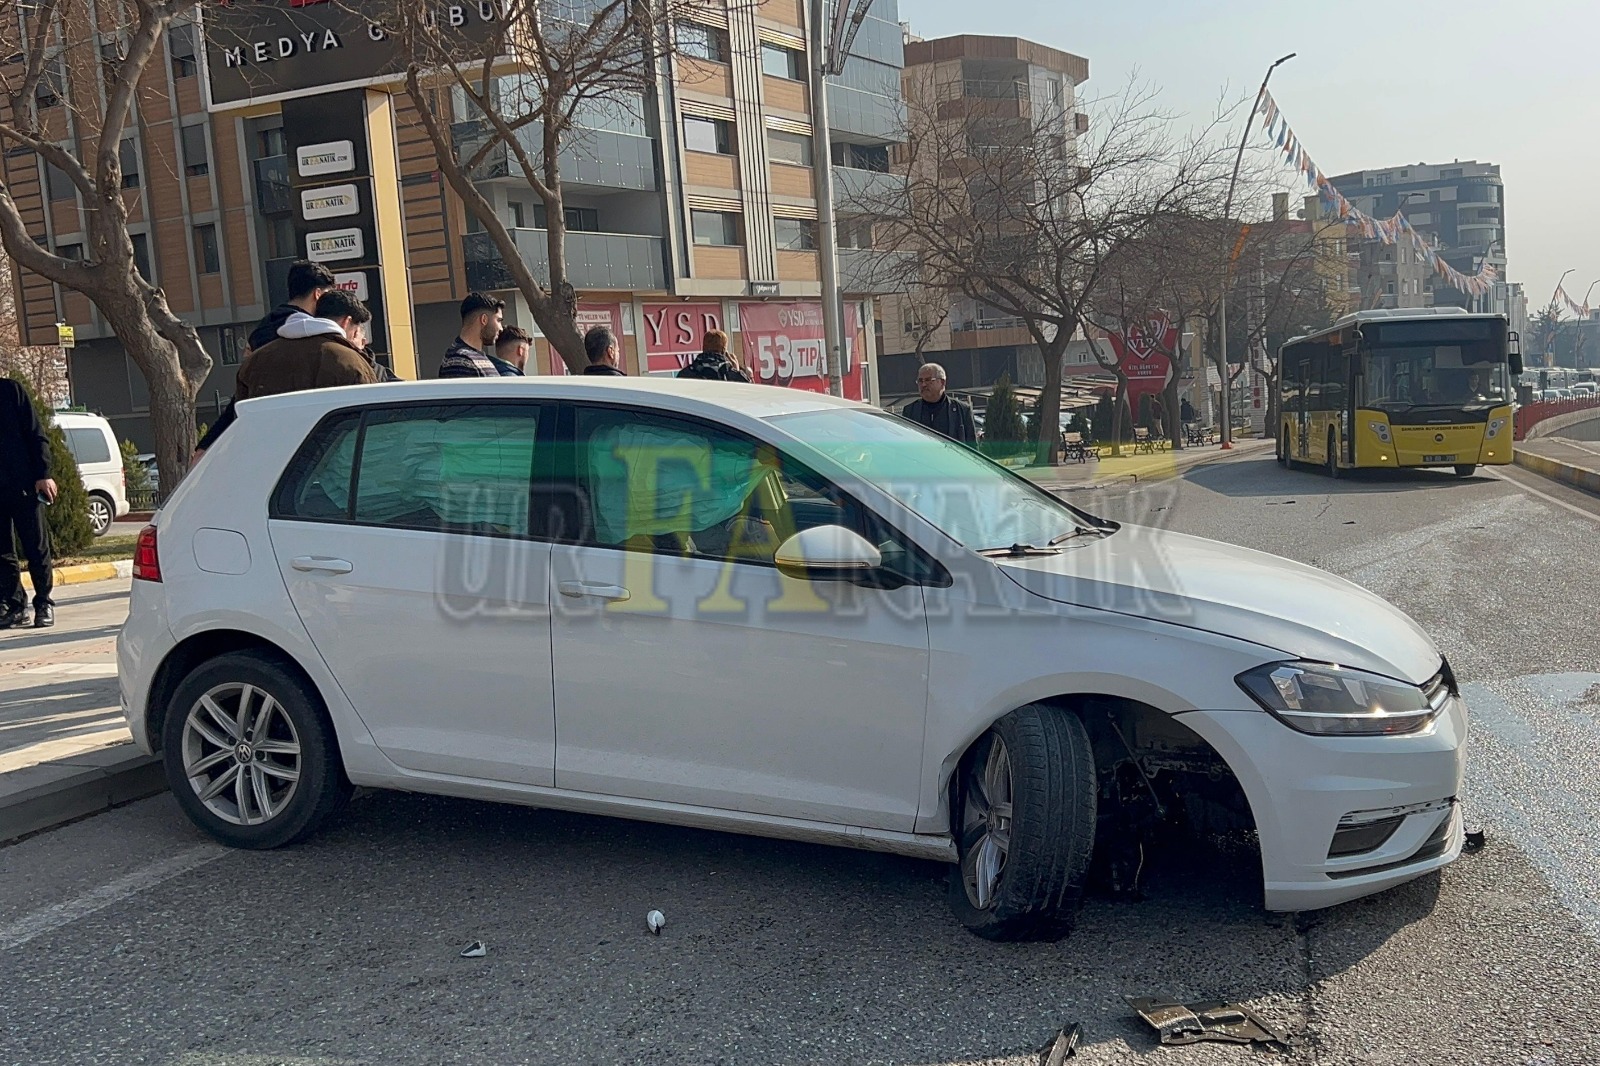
[1048,526,1110,545]
[976,543,1064,557]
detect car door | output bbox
[547,402,933,832]
[267,400,558,786]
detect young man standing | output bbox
[439,293,506,378]
[491,327,531,376]
[0,379,58,628]
[902,362,978,447]
[581,326,626,376]
[235,290,379,399]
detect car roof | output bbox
[232,377,860,422]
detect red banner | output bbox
[1108,312,1177,404]
[547,303,625,375]
[738,302,864,400]
[642,302,725,375]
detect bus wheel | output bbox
[1454,464,1477,478]
[1326,431,1342,479]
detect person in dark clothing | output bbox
[0,380,58,628]
[235,290,379,400]
[194,260,336,460]
[1180,397,1196,424]
[902,362,978,447]
[676,329,751,382]
[439,293,506,378]
[581,325,626,376]
[491,327,531,376]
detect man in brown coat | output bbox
[236,289,378,401]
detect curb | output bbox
[0,743,165,843]
[1514,448,1600,495]
[21,558,132,593]
[1029,438,1272,493]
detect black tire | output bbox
[1326,430,1342,479]
[161,649,351,849]
[947,705,1096,941]
[87,493,113,537]
[1454,464,1477,478]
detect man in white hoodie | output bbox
[235,290,378,401]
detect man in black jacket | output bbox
[193,260,336,461]
[0,380,59,628]
[902,362,977,447]
[676,329,750,382]
[581,325,626,376]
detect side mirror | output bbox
[1508,352,1524,377]
[774,525,883,582]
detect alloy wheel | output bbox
[960,734,1014,910]
[88,497,111,536]
[181,682,302,826]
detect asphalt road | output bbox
[2,455,1598,1065]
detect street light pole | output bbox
[1218,51,1295,450]
[810,0,847,397]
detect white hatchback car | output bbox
[118,380,1466,939]
[57,410,129,536]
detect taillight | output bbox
[132,525,161,582]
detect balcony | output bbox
[833,166,906,216]
[465,228,666,293]
[452,120,658,193]
[838,246,914,295]
[254,155,292,216]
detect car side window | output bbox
[273,404,542,537]
[65,427,112,465]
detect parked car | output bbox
[118,380,1467,939]
[134,452,160,494]
[56,410,129,536]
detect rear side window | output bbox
[272,404,542,537]
[64,427,113,465]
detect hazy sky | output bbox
[906,0,1600,316]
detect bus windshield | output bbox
[1359,320,1510,410]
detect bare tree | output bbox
[0,0,212,492]
[356,0,695,371]
[884,72,1232,465]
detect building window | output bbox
[44,160,76,201]
[531,204,600,232]
[57,242,83,260]
[683,115,734,155]
[181,123,209,177]
[194,223,219,275]
[832,142,888,172]
[691,209,741,246]
[767,129,813,167]
[99,36,125,84]
[678,22,728,63]
[264,215,296,259]
[131,232,152,280]
[256,127,287,159]
[34,58,65,110]
[761,44,805,81]
[773,218,816,251]
[509,201,525,228]
[1440,168,1463,179]
[168,23,198,78]
[119,138,141,189]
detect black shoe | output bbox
[0,606,28,629]
[32,604,53,628]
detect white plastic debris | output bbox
[646,910,666,935]
[459,941,488,958]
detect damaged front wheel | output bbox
[949,705,1097,941]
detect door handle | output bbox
[291,556,354,575]
[558,581,631,602]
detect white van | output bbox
[56,411,129,536]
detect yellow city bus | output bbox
[1277,309,1522,478]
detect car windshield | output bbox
[769,407,1099,551]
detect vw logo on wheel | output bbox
[235,742,254,763]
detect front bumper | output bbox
[1178,694,1467,911]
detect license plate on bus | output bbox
[1423,454,1456,463]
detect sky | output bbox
[905,0,1600,317]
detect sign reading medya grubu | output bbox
[202,0,504,109]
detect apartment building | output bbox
[3,0,907,446]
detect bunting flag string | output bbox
[1256,90,1499,299]
[1556,286,1590,318]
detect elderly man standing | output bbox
[902,362,978,447]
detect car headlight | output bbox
[1485,417,1507,439]
[1368,421,1391,444]
[1236,661,1444,736]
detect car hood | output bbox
[995,525,1441,684]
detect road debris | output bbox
[1463,829,1487,853]
[1039,1021,1082,1064]
[1126,996,1290,1049]
[459,941,488,958]
[646,910,667,935]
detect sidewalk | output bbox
[1020,436,1275,493]
[1514,438,1600,496]
[0,576,163,842]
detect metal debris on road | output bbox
[1039,1021,1082,1064]
[646,910,666,935]
[459,941,488,958]
[1126,996,1290,1049]
[1463,829,1487,853]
